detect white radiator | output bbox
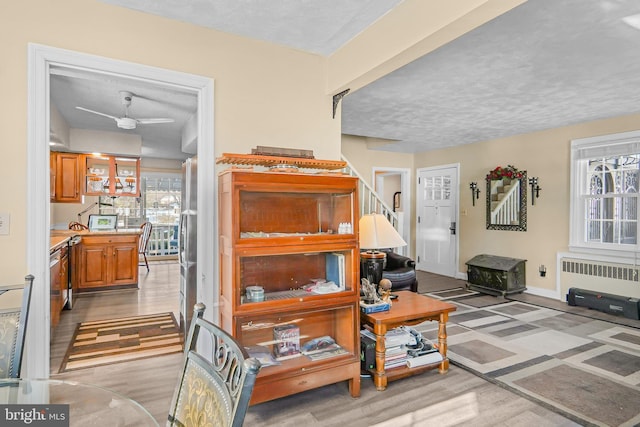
[558,253,640,300]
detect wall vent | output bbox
[561,259,639,282]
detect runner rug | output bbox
[418,287,640,427]
[59,312,183,372]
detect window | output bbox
[100,172,181,256]
[571,130,640,257]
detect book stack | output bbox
[384,345,408,370]
[360,327,415,370]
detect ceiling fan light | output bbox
[117,117,137,129]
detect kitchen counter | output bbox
[50,236,70,253]
[50,229,142,252]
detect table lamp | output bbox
[359,213,407,286]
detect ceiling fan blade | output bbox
[135,118,175,125]
[75,106,119,121]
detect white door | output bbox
[416,165,459,277]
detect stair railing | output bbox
[340,155,399,230]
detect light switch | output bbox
[0,213,10,235]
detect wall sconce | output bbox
[469,182,480,206]
[529,177,541,205]
[539,264,547,277]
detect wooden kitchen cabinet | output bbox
[79,234,139,290]
[84,154,140,197]
[50,152,82,203]
[218,169,361,405]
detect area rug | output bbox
[59,312,183,372]
[417,289,640,426]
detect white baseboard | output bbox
[524,285,563,301]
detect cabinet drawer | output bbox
[82,235,138,245]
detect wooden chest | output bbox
[466,254,526,296]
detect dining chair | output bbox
[68,221,88,231]
[138,222,153,272]
[0,275,34,378]
[167,303,261,427]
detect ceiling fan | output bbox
[75,91,174,130]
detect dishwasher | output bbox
[50,247,62,328]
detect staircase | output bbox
[341,155,400,231]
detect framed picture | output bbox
[88,214,118,231]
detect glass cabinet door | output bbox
[238,249,356,306]
[84,155,140,196]
[238,191,354,240]
[85,155,111,195]
[238,305,357,370]
[114,157,139,195]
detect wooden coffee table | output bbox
[360,291,457,390]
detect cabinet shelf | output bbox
[218,169,361,405]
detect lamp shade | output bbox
[359,213,407,250]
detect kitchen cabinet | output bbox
[78,234,139,290]
[50,152,82,203]
[84,154,140,197]
[218,169,361,405]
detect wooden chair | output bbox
[0,275,34,378]
[167,303,261,427]
[68,221,88,231]
[138,222,152,272]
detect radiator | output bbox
[558,255,640,301]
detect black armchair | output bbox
[382,250,418,293]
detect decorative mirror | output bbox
[486,165,527,231]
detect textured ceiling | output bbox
[97,0,403,55]
[54,0,640,159]
[342,0,640,152]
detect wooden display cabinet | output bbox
[218,169,361,404]
[50,151,82,203]
[84,154,140,197]
[78,234,139,290]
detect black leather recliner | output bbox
[381,250,418,293]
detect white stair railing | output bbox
[340,155,400,231]
[490,179,520,225]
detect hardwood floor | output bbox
[49,265,581,426]
[50,260,183,424]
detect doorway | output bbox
[373,167,411,257]
[416,164,459,277]
[27,43,215,378]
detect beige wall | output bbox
[413,113,640,293]
[0,0,341,283]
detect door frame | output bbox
[415,163,460,278]
[27,43,215,378]
[372,167,411,257]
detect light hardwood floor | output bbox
[49,263,580,426]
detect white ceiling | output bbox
[52,0,640,159]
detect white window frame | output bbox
[570,130,640,261]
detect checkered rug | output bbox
[419,288,640,427]
[60,312,183,372]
